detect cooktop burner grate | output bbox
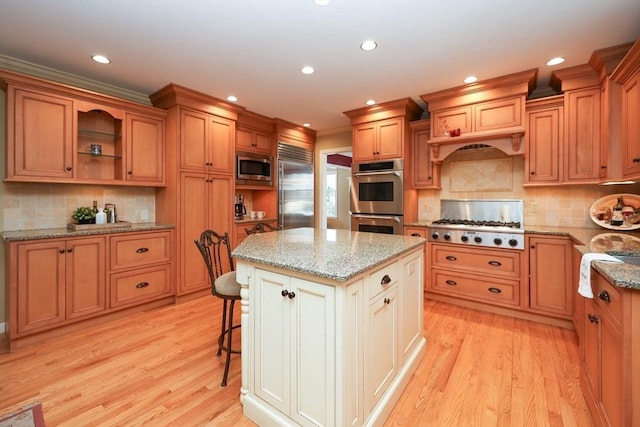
[432,219,522,229]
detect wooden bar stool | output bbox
[194,230,240,387]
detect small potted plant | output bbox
[72,206,96,224]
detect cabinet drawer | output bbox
[431,269,519,307]
[591,271,622,326]
[110,231,171,270]
[367,261,399,301]
[110,264,172,308]
[431,244,520,278]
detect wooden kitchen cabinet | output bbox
[565,88,602,182]
[234,220,278,248]
[352,117,404,162]
[178,172,233,295]
[525,96,563,184]
[236,110,274,155]
[410,119,440,189]
[10,236,106,336]
[2,70,167,186]
[580,270,639,427]
[527,235,573,318]
[151,84,242,298]
[7,87,74,179]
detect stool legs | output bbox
[217,298,240,387]
[221,299,235,386]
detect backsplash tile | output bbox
[2,182,156,231]
[418,146,640,228]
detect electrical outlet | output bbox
[140,209,149,221]
[531,202,538,214]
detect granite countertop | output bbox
[232,227,425,282]
[2,222,175,242]
[405,221,640,291]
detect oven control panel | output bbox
[428,228,524,250]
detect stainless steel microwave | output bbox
[236,152,273,186]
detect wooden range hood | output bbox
[420,69,538,163]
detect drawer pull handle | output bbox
[488,260,502,267]
[488,287,502,294]
[598,291,610,303]
[136,282,150,289]
[588,313,599,324]
[445,255,457,261]
[411,233,421,237]
[445,280,457,286]
[136,247,149,253]
[381,274,391,285]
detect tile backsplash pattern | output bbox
[418,146,640,229]
[2,182,156,231]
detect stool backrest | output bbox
[194,230,234,297]
[245,222,278,235]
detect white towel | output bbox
[578,253,623,298]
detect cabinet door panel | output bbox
[110,265,171,308]
[400,251,423,363]
[600,315,623,427]
[254,269,290,413]
[366,287,398,412]
[565,88,601,181]
[291,278,335,427]
[621,73,640,178]
[353,123,376,161]
[377,118,403,159]
[17,241,66,333]
[209,116,234,174]
[179,173,210,293]
[125,113,164,184]
[528,236,572,317]
[475,97,522,131]
[12,89,73,178]
[526,107,562,183]
[432,106,472,138]
[582,298,600,400]
[66,237,106,319]
[180,109,208,171]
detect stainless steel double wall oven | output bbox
[350,159,404,234]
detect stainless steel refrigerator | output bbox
[278,143,314,229]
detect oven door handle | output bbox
[352,214,402,223]
[353,171,401,178]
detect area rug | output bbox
[0,401,45,427]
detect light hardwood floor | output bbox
[0,296,593,426]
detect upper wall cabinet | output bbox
[420,69,537,162]
[610,39,640,180]
[343,98,422,163]
[274,118,316,150]
[1,70,167,186]
[410,119,440,189]
[236,110,275,156]
[524,96,564,185]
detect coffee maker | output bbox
[234,194,247,220]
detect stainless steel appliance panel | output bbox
[278,144,314,230]
[351,214,403,235]
[236,152,273,186]
[350,159,403,215]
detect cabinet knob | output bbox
[588,313,599,324]
[530,171,535,175]
[600,165,607,170]
[530,245,535,249]
[67,248,72,253]
[380,274,391,285]
[288,291,296,299]
[633,158,640,163]
[598,290,611,303]
[59,248,65,254]
[66,166,72,171]
[281,290,289,297]
[127,171,132,175]
[384,298,390,304]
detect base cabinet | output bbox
[6,229,173,349]
[579,270,639,427]
[239,247,425,426]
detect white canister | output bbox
[96,208,107,224]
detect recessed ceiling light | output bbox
[361,40,377,51]
[227,95,238,102]
[463,75,478,84]
[314,0,330,5]
[91,54,110,64]
[546,56,565,66]
[303,123,311,127]
[301,66,315,75]
[366,99,376,106]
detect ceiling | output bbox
[1,0,639,134]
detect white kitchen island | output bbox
[232,228,426,427]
